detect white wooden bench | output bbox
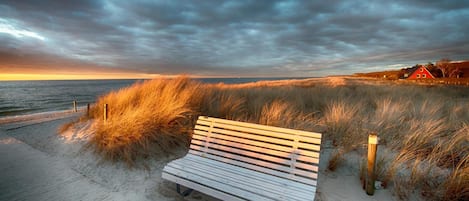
[162,116,322,201]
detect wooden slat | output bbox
[195,125,298,148]
[183,154,316,192]
[194,130,320,158]
[189,148,318,182]
[193,131,320,160]
[162,173,245,201]
[166,163,304,200]
[193,139,315,170]
[192,135,320,164]
[297,142,321,152]
[163,166,274,201]
[196,121,322,145]
[192,133,292,157]
[188,151,317,185]
[188,150,314,187]
[166,157,313,201]
[198,116,322,139]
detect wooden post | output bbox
[87,103,90,117]
[366,133,378,195]
[103,104,108,121]
[73,101,77,112]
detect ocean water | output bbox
[0,80,137,117]
[0,77,305,117]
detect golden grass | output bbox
[323,100,364,150]
[70,76,468,200]
[443,153,469,201]
[86,76,200,166]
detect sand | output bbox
[0,111,400,201]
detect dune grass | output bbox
[74,76,468,200]
[86,77,201,166]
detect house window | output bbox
[422,74,426,78]
[417,74,420,78]
[420,68,424,72]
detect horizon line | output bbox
[0,73,322,81]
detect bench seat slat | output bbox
[168,162,309,201]
[191,136,320,165]
[191,139,319,172]
[163,166,274,201]
[162,173,245,201]
[165,156,314,201]
[190,144,318,179]
[183,154,316,192]
[189,149,318,186]
[193,130,321,159]
[196,122,322,145]
[164,156,315,201]
[198,116,322,139]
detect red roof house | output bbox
[407,66,435,79]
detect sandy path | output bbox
[0,115,217,201]
[0,131,118,201]
[0,117,129,201]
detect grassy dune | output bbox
[87,77,202,165]
[79,76,467,200]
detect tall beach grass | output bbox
[86,77,201,166]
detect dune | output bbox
[0,110,403,201]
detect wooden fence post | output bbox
[366,133,378,195]
[87,103,90,117]
[73,101,77,112]
[103,104,108,121]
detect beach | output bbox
[2,1,468,199]
[1,76,466,201]
[2,0,468,199]
[0,108,398,201]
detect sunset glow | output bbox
[0,73,161,81]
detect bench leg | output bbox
[176,184,194,197]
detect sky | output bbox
[0,0,469,79]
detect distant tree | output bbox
[449,66,463,78]
[426,62,442,78]
[436,58,451,78]
[425,62,434,69]
[397,68,406,79]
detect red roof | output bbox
[407,66,435,79]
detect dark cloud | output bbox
[0,0,468,77]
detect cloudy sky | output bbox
[0,0,468,78]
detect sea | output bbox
[0,77,307,118]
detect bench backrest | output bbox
[190,116,322,186]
